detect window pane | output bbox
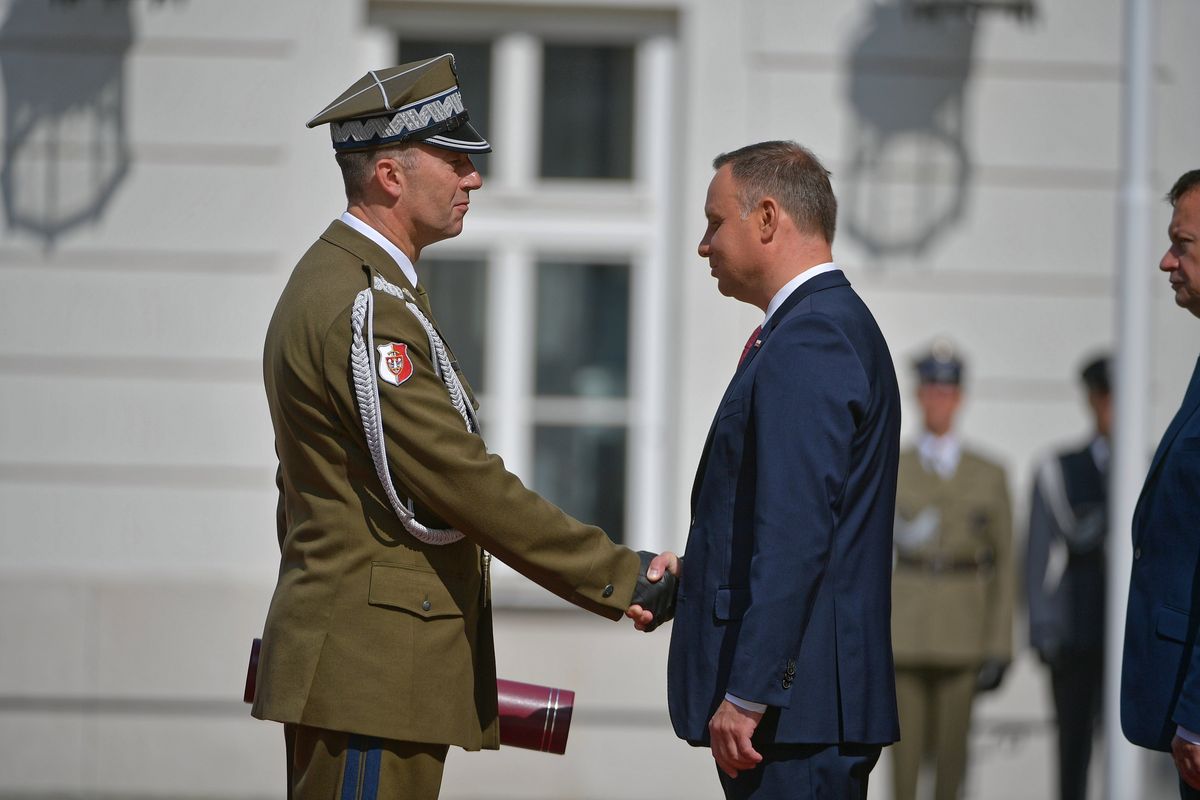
[540,44,634,179]
[534,425,626,543]
[420,257,488,394]
[397,39,492,175]
[535,260,629,397]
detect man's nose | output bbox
[464,170,483,190]
[697,237,710,258]
[1160,248,1178,272]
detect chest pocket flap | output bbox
[369,561,470,619]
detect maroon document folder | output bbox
[244,639,574,754]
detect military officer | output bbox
[1026,355,1111,800]
[890,341,1014,800]
[250,54,674,799]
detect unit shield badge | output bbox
[377,342,414,386]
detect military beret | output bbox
[913,338,964,385]
[1080,354,1111,394]
[307,53,491,154]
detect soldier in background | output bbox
[890,340,1014,800]
[1026,354,1111,800]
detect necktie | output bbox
[738,325,762,366]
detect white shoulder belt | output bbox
[349,274,478,546]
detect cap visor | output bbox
[420,120,492,153]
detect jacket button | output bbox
[782,679,792,689]
[1134,547,1142,560]
[421,599,432,611]
[602,584,614,598]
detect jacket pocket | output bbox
[368,561,466,620]
[714,586,750,621]
[1156,605,1191,643]
[717,395,745,420]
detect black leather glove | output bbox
[976,659,1008,692]
[629,551,678,632]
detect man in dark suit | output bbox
[1121,168,1200,799]
[632,140,901,799]
[1027,355,1111,800]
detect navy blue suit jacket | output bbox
[667,270,901,746]
[1122,354,1200,751]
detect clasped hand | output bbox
[625,551,680,631]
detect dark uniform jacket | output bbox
[251,220,641,749]
[1026,439,1107,662]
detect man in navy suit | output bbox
[1121,168,1200,799]
[631,141,901,798]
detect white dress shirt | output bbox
[917,431,962,480]
[339,211,419,289]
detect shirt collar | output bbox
[339,211,419,289]
[917,431,962,479]
[763,262,839,325]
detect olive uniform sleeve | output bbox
[985,465,1015,662]
[323,285,642,620]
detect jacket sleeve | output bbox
[984,465,1015,662]
[322,291,641,620]
[723,314,868,707]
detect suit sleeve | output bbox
[723,314,868,707]
[985,466,1015,662]
[323,295,641,620]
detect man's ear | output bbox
[374,155,405,200]
[759,197,780,242]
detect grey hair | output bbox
[335,144,418,203]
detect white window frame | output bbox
[370,3,679,605]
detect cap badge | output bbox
[377,343,414,386]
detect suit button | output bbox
[421,599,432,611]
[602,584,614,598]
[1134,547,1142,560]
[782,679,792,689]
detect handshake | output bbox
[625,551,681,632]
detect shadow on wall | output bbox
[0,0,134,248]
[840,2,976,260]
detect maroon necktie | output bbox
[738,325,762,366]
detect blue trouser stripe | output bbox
[341,735,363,800]
[341,734,383,800]
[360,740,382,800]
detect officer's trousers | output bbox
[891,664,978,800]
[284,723,448,800]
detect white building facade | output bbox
[0,0,1197,797]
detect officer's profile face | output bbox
[1161,188,1200,319]
[396,143,483,248]
[916,382,961,436]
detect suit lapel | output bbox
[1133,354,1200,541]
[688,269,852,512]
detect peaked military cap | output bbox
[307,54,491,154]
[914,338,964,385]
[1080,354,1111,394]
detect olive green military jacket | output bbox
[251,220,642,749]
[891,447,1014,667]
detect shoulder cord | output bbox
[1034,456,1072,593]
[349,275,475,546]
